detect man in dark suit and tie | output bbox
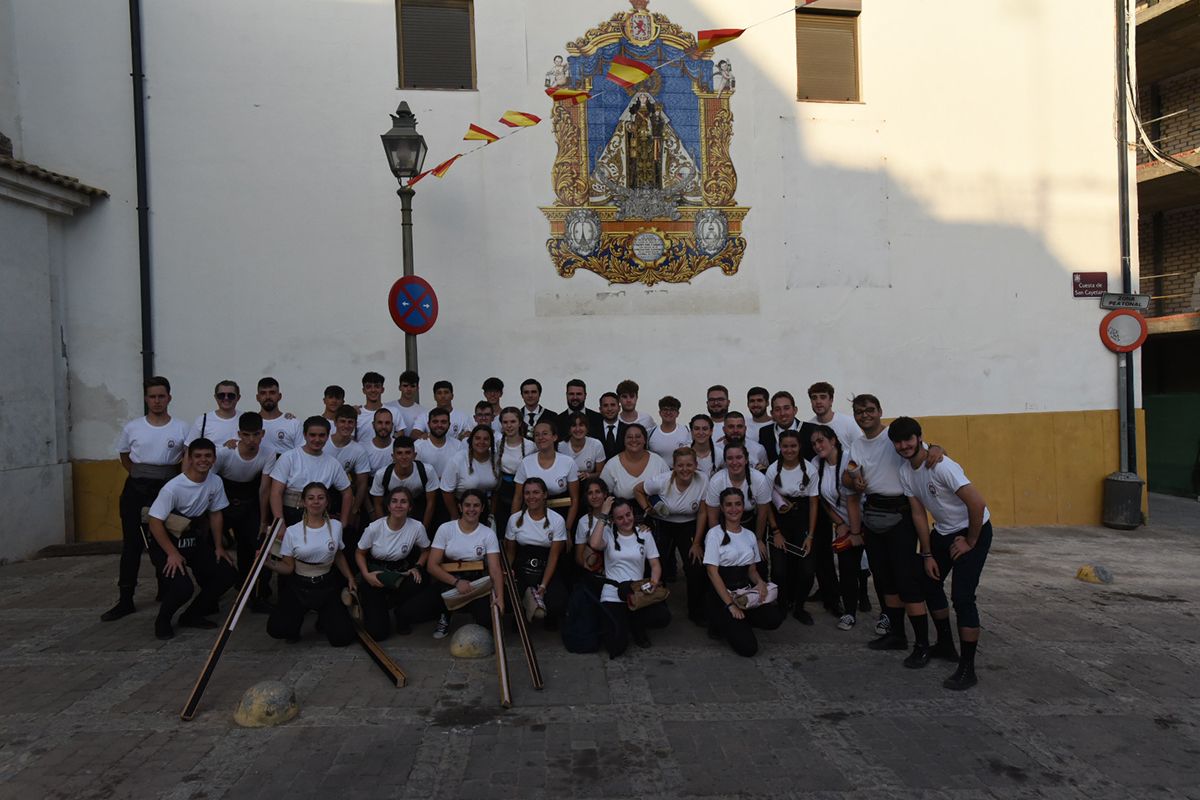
[556,378,605,441]
[519,378,556,439]
[759,390,817,463]
[597,391,628,460]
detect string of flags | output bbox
[407,3,811,185]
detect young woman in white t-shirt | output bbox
[264,482,357,647]
[634,447,709,624]
[354,486,435,640]
[703,487,783,657]
[513,420,579,531]
[688,414,716,477]
[764,430,820,625]
[441,425,500,520]
[424,490,505,637]
[586,497,670,658]
[812,424,864,632]
[558,411,607,481]
[494,407,530,541]
[599,424,667,505]
[574,477,612,583]
[504,478,569,629]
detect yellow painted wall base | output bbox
[70,409,1148,540]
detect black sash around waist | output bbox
[718,564,752,590]
[865,494,909,512]
[516,543,551,575]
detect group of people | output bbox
[101,372,993,691]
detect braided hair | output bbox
[515,477,552,533]
[609,497,645,551]
[717,486,745,546]
[812,424,843,505]
[300,481,330,542]
[581,476,611,534]
[465,424,498,478]
[498,407,528,462]
[773,430,810,491]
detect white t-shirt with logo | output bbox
[599,526,659,603]
[515,452,579,497]
[808,412,862,448]
[149,472,230,520]
[647,424,692,462]
[557,438,606,475]
[703,469,772,510]
[815,457,854,521]
[714,437,769,471]
[641,470,707,524]
[432,521,500,561]
[600,452,668,500]
[439,451,501,496]
[413,409,473,441]
[899,456,990,535]
[370,462,440,498]
[358,517,429,561]
[847,428,906,497]
[281,519,343,565]
[763,459,819,506]
[384,401,426,436]
[116,417,189,464]
[186,411,240,446]
[269,448,352,493]
[323,438,372,477]
[505,509,568,547]
[356,406,388,444]
[261,415,302,454]
[703,526,760,568]
[498,439,530,475]
[363,440,394,474]
[215,444,277,483]
[415,437,467,481]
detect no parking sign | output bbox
[388,276,438,335]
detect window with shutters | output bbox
[796,1,861,102]
[396,0,476,90]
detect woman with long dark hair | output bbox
[440,424,500,520]
[354,486,434,640]
[812,424,864,632]
[764,430,820,624]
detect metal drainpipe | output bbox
[129,0,154,385]
[1115,0,1138,474]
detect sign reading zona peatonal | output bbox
[388,276,439,335]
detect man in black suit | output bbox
[518,378,556,439]
[556,378,604,441]
[759,390,817,462]
[597,391,628,460]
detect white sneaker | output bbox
[874,613,891,636]
[432,613,450,639]
[837,614,856,631]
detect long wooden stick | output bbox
[496,545,544,689]
[180,519,282,721]
[353,620,407,687]
[491,603,512,708]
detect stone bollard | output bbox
[233,680,298,728]
[1075,565,1114,585]
[449,623,494,658]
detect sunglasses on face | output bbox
[216,392,237,401]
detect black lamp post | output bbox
[380,101,429,373]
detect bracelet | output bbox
[725,601,734,608]
[921,553,933,558]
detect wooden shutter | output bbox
[398,0,476,90]
[795,14,860,102]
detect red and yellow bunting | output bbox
[499,110,542,127]
[431,154,463,179]
[696,28,744,51]
[545,86,592,103]
[606,54,654,88]
[463,124,500,143]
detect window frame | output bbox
[795,3,863,104]
[395,0,478,91]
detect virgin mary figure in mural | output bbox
[625,97,665,190]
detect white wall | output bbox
[10,0,1133,458]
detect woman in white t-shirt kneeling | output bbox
[424,490,505,639]
[265,482,357,647]
[354,486,436,640]
[587,497,670,657]
[704,487,783,657]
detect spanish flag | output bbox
[696,28,743,51]
[499,110,542,127]
[463,124,500,144]
[606,55,655,88]
[431,154,462,179]
[545,86,591,103]
[407,169,431,187]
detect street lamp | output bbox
[380,101,428,373]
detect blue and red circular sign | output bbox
[388,276,438,335]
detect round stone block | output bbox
[233,680,298,728]
[449,623,494,658]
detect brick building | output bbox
[1136,0,1200,496]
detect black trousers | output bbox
[359,574,440,641]
[117,476,169,589]
[771,504,815,610]
[862,506,924,604]
[705,586,784,657]
[654,519,706,622]
[599,600,671,658]
[924,521,993,629]
[836,544,865,618]
[811,505,839,606]
[267,573,356,647]
[223,494,261,589]
[512,546,568,622]
[147,531,238,629]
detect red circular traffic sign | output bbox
[1098,309,1147,353]
[388,276,438,335]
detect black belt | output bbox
[293,571,333,584]
[717,564,751,590]
[369,557,414,572]
[865,494,909,512]
[516,544,551,573]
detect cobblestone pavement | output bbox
[1,496,1198,799]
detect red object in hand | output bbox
[832,534,854,552]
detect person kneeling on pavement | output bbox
[145,437,239,640]
[354,486,438,640]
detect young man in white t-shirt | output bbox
[186,379,241,447]
[255,377,301,455]
[323,404,373,541]
[807,381,861,449]
[385,370,426,438]
[419,381,473,440]
[890,416,992,691]
[102,376,189,622]
[745,386,772,443]
[356,371,388,443]
[647,395,691,461]
[213,411,275,603]
[616,378,655,430]
[146,437,239,640]
[706,384,730,442]
[363,407,396,474]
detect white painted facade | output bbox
[7,0,1134,468]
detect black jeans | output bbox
[836,544,865,618]
[655,519,706,621]
[512,545,568,623]
[267,572,356,646]
[705,587,784,657]
[770,503,815,610]
[359,572,440,640]
[811,505,839,606]
[924,521,993,629]
[117,476,169,589]
[599,600,671,658]
[147,529,238,629]
[222,490,261,589]
[862,505,924,604]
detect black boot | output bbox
[867,631,908,651]
[943,640,978,690]
[929,638,959,662]
[903,644,931,669]
[101,587,137,622]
